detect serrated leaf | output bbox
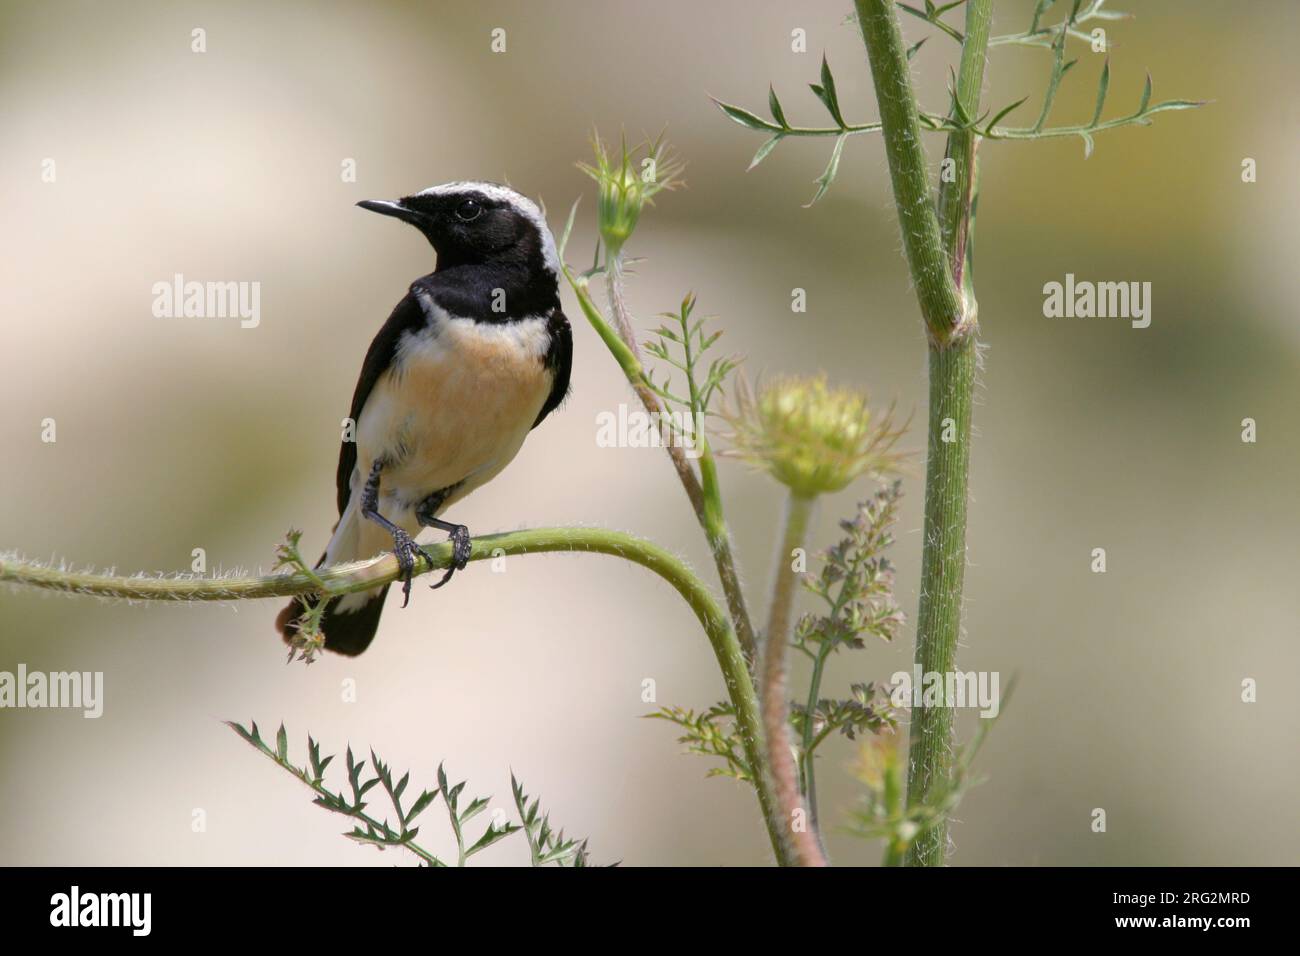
[459,796,489,824]
[404,788,439,824]
[394,771,409,802]
[467,822,520,857]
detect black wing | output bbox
[335,287,429,515]
[532,307,573,429]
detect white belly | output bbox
[354,308,552,531]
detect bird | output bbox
[276,181,572,656]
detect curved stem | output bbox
[0,525,794,867]
[759,492,826,866]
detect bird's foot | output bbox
[430,524,472,590]
[390,529,436,607]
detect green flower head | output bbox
[577,131,685,258]
[724,374,907,497]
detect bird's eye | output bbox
[455,199,483,222]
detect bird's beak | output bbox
[356,199,422,226]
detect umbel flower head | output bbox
[724,374,907,498]
[577,131,685,259]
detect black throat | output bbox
[425,247,559,324]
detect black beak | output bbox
[356,199,423,226]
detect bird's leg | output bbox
[415,487,472,589]
[360,459,435,607]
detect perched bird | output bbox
[277,182,572,656]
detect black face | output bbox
[357,189,537,269]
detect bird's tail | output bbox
[276,499,390,656]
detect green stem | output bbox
[855,0,989,865]
[564,265,759,665]
[760,491,825,866]
[937,0,991,304]
[853,0,965,345]
[799,644,832,828]
[1,525,793,867]
[906,337,977,866]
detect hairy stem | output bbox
[760,491,826,866]
[1,525,792,867]
[854,0,964,345]
[855,0,987,865]
[906,338,977,865]
[605,255,641,360]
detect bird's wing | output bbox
[532,307,573,429]
[335,287,429,515]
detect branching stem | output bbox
[855,0,989,865]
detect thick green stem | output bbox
[906,337,977,865]
[0,525,793,866]
[760,492,825,866]
[856,0,989,865]
[854,0,964,345]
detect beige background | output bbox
[1,0,1296,865]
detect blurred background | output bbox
[1,0,1296,866]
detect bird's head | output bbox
[357,182,558,276]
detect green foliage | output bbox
[576,131,685,259]
[796,481,906,658]
[898,0,968,44]
[713,55,882,206]
[227,721,594,867]
[713,0,1202,201]
[847,678,1015,866]
[646,702,751,783]
[792,482,905,824]
[644,293,739,434]
[273,529,329,664]
[652,483,907,825]
[790,681,896,750]
[511,774,596,866]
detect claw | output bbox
[430,525,472,590]
[390,530,418,607]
